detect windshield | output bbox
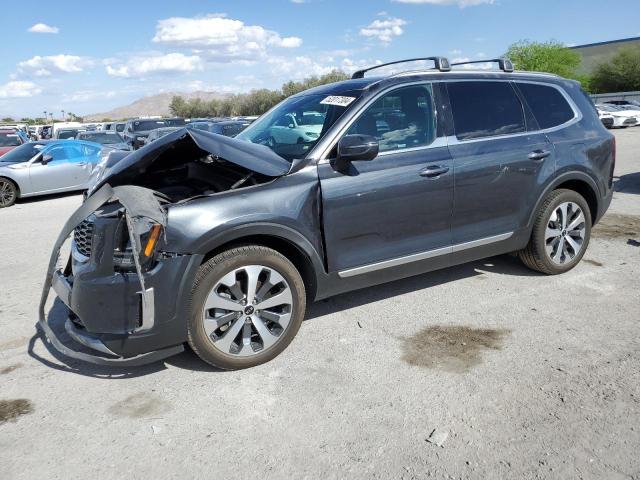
[115,124,125,132]
[0,133,22,147]
[165,118,186,127]
[132,120,167,131]
[235,92,361,161]
[0,142,44,162]
[58,129,79,139]
[79,132,124,144]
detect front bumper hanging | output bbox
[38,184,183,366]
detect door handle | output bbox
[77,162,87,166]
[420,165,450,178]
[528,149,551,161]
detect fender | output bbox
[526,170,600,229]
[0,173,23,196]
[192,220,327,273]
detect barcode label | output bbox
[320,96,356,107]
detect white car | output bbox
[596,104,638,128]
[268,112,324,145]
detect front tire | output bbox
[187,246,306,370]
[519,189,592,275]
[0,178,18,208]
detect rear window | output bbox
[448,81,525,141]
[0,133,22,147]
[517,83,575,129]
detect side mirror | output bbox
[335,134,379,169]
[41,154,53,165]
[288,124,295,128]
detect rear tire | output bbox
[0,178,18,208]
[187,246,306,370]
[519,189,592,275]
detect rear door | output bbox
[318,83,454,274]
[446,80,556,245]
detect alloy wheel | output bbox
[545,201,586,265]
[202,265,293,357]
[0,180,16,207]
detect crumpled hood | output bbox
[94,128,290,190]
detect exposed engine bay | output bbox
[130,155,271,203]
[91,128,291,203]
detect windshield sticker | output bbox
[320,96,356,107]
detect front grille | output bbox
[74,219,94,258]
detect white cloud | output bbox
[359,17,407,44]
[393,0,494,6]
[27,23,59,34]
[0,80,41,98]
[17,55,93,77]
[449,49,462,55]
[152,15,302,61]
[63,90,117,102]
[105,53,203,78]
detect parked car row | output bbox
[596,102,640,129]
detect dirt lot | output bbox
[1,129,639,479]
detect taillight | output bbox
[610,136,616,188]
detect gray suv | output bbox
[40,57,614,370]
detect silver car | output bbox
[0,140,104,208]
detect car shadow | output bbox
[614,172,640,195]
[305,254,540,320]
[29,254,538,377]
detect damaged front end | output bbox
[39,129,291,366]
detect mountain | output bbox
[84,91,230,120]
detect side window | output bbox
[275,115,293,127]
[64,144,84,159]
[517,83,575,129]
[47,146,67,161]
[448,81,525,141]
[345,84,436,153]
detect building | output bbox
[570,36,640,75]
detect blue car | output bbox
[0,139,105,207]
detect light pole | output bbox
[43,111,47,124]
[61,110,65,122]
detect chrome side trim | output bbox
[337,232,513,278]
[451,231,513,252]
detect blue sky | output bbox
[1,0,639,118]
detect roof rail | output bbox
[451,58,514,72]
[351,57,451,79]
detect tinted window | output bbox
[345,84,436,153]
[448,81,525,140]
[517,83,575,129]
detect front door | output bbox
[29,144,87,193]
[319,83,454,273]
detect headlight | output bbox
[113,221,163,272]
[305,132,319,138]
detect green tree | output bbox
[590,46,640,93]
[2,117,14,123]
[505,40,583,79]
[167,70,349,118]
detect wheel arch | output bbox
[528,171,600,228]
[198,225,326,303]
[0,175,21,197]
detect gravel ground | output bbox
[1,129,639,480]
